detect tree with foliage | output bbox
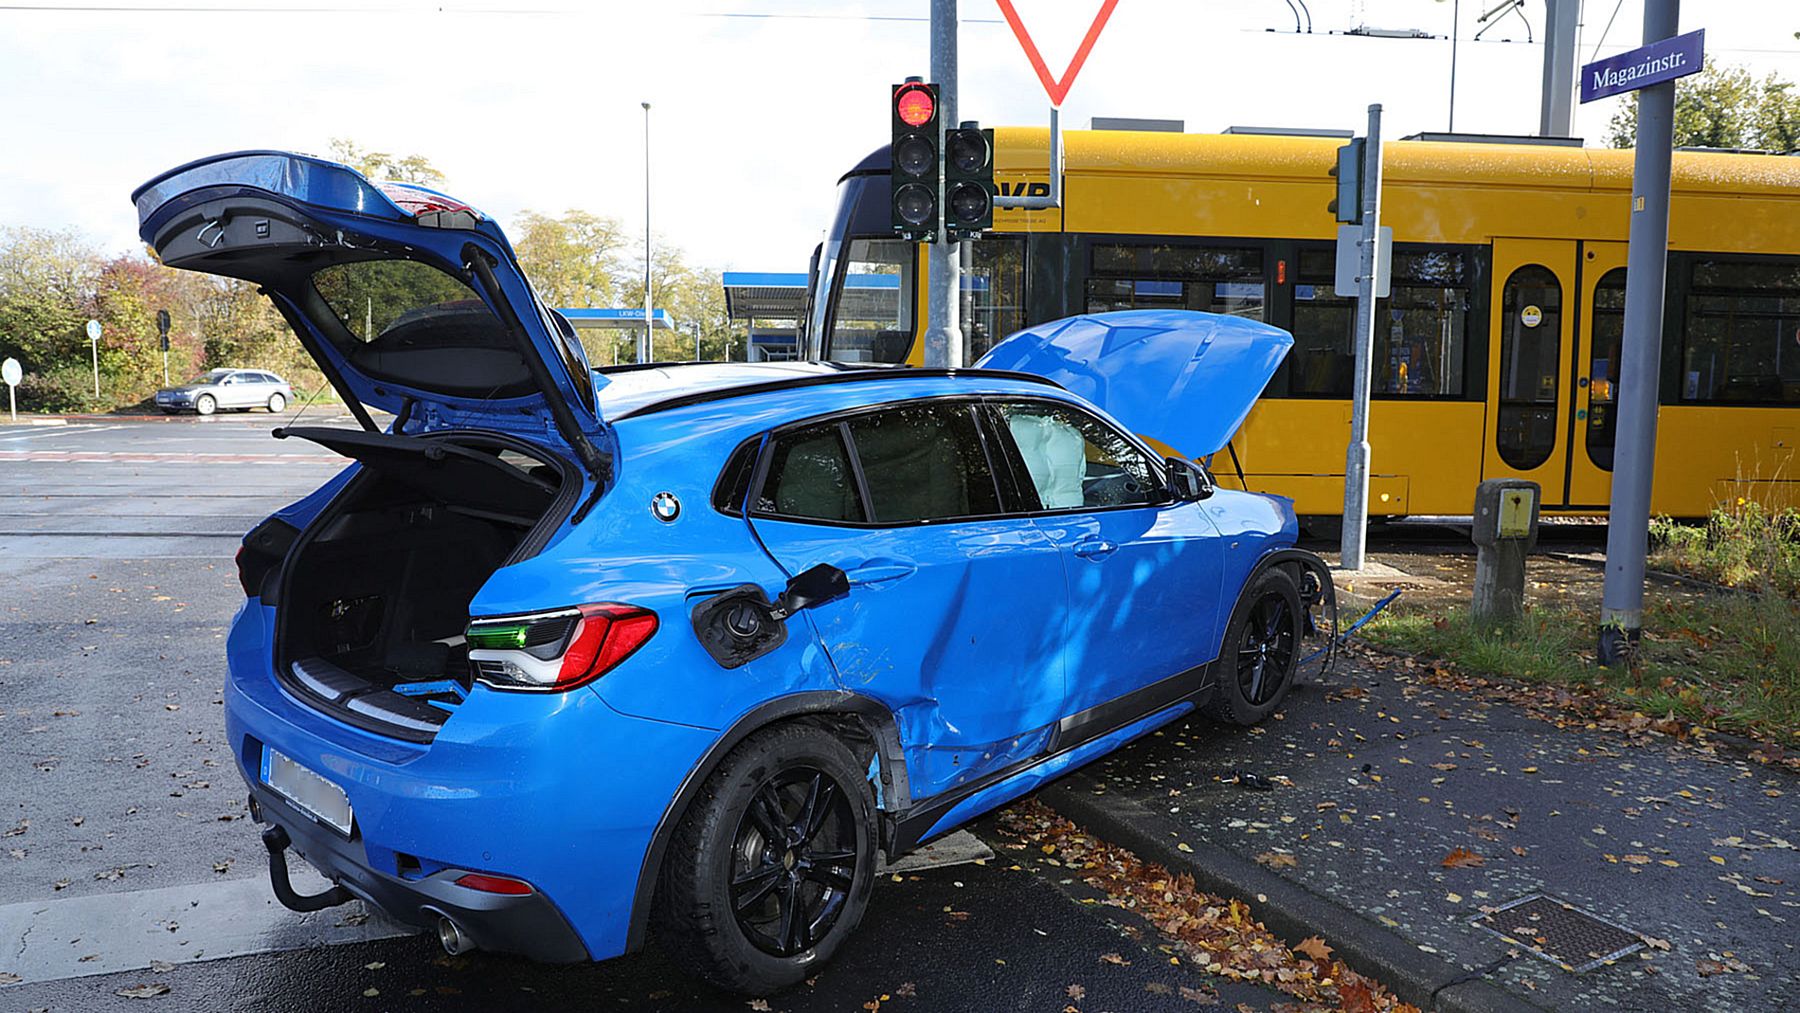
[327,138,446,184]
[512,210,626,310]
[614,241,734,365]
[1608,61,1800,152]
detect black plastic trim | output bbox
[609,367,1065,423]
[623,691,910,953]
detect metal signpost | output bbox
[2,356,20,423]
[84,318,102,399]
[1339,104,1385,572]
[923,0,961,369]
[922,0,1112,366]
[1583,6,1701,666]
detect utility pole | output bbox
[641,100,654,365]
[1599,0,1680,667]
[1540,0,1578,135]
[923,0,963,368]
[1447,0,1459,131]
[1339,104,1384,573]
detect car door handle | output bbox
[1072,538,1117,560]
[843,560,917,585]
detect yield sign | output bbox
[994,0,1120,107]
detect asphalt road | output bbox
[0,414,1305,1013]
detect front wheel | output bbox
[194,394,216,416]
[1205,567,1304,726]
[266,392,286,413]
[654,723,876,995]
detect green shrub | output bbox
[1651,502,1800,597]
[16,366,105,414]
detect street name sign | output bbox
[995,0,1119,107]
[1580,28,1703,103]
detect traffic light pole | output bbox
[924,0,963,369]
[1339,103,1384,572]
[1599,0,1679,667]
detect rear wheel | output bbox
[267,392,286,413]
[195,393,216,416]
[654,723,876,995]
[1205,567,1303,726]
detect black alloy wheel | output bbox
[1237,592,1297,707]
[1205,566,1304,726]
[729,767,859,957]
[654,722,876,994]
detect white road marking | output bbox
[0,424,115,443]
[0,869,415,987]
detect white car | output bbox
[154,369,292,415]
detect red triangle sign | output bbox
[995,0,1120,107]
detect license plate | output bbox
[261,747,353,836]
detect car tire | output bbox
[1205,566,1304,726]
[267,392,286,413]
[653,722,877,995]
[195,394,216,416]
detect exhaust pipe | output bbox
[437,916,475,956]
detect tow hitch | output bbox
[262,823,354,913]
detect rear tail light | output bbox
[466,604,657,692]
[453,872,534,895]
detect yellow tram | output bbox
[804,128,1800,519]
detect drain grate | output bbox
[1471,894,1645,972]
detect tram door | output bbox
[1567,242,1629,507]
[1484,240,1580,505]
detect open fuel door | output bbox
[131,151,607,480]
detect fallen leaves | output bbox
[1253,851,1298,870]
[116,983,171,998]
[1293,936,1334,962]
[997,801,1419,1013]
[1440,847,1485,869]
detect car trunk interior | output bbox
[274,427,573,741]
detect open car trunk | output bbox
[272,427,576,742]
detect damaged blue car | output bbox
[133,150,1333,994]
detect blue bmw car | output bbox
[133,151,1332,994]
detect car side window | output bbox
[843,403,1001,523]
[992,401,1159,510]
[756,425,865,523]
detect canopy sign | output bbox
[1580,28,1703,103]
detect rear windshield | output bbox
[312,260,534,398]
[314,260,499,343]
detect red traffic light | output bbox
[895,83,935,128]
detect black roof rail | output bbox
[610,366,1065,422]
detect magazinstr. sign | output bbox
[1580,28,1704,103]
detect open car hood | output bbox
[130,151,604,462]
[976,310,1293,458]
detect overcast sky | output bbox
[2,1,1795,290]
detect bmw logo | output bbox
[651,491,681,522]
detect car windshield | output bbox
[187,372,228,384]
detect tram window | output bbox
[1586,268,1627,471]
[1496,265,1564,471]
[961,236,1027,361]
[1289,246,1472,398]
[825,238,914,363]
[1084,242,1264,320]
[1679,258,1800,405]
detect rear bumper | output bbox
[224,601,721,963]
[250,791,589,962]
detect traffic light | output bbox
[1330,137,1365,224]
[944,125,994,240]
[891,79,939,242]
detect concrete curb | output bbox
[1043,775,1547,1013]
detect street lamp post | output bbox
[641,101,653,365]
